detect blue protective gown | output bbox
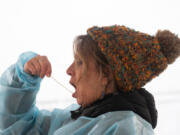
[0,52,154,135]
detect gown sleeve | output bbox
[0,52,56,135]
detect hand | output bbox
[24,55,52,78]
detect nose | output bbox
[66,62,74,76]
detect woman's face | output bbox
[66,54,107,107]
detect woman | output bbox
[0,25,180,135]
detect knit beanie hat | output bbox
[87,25,180,91]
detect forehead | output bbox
[73,38,98,69]
[73,37,92,61]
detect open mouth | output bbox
[70,81,77,98]
[70,82,76,89]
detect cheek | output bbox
[74,66,84,83]
[75,81,91,105]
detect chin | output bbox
[77,99,82,105]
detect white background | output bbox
[0,0,180,134]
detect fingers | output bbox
[46,60,52,77]
[24,55,52,78]
[31,55,41,75]
[38,55,52,78]
[39,56,48,78]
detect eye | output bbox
[75,58,83,66]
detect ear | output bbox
[101,66,113,86]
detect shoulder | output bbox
[93,111,154,135]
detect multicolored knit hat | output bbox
[87,25,180,91]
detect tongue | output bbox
[72,91,77,98]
